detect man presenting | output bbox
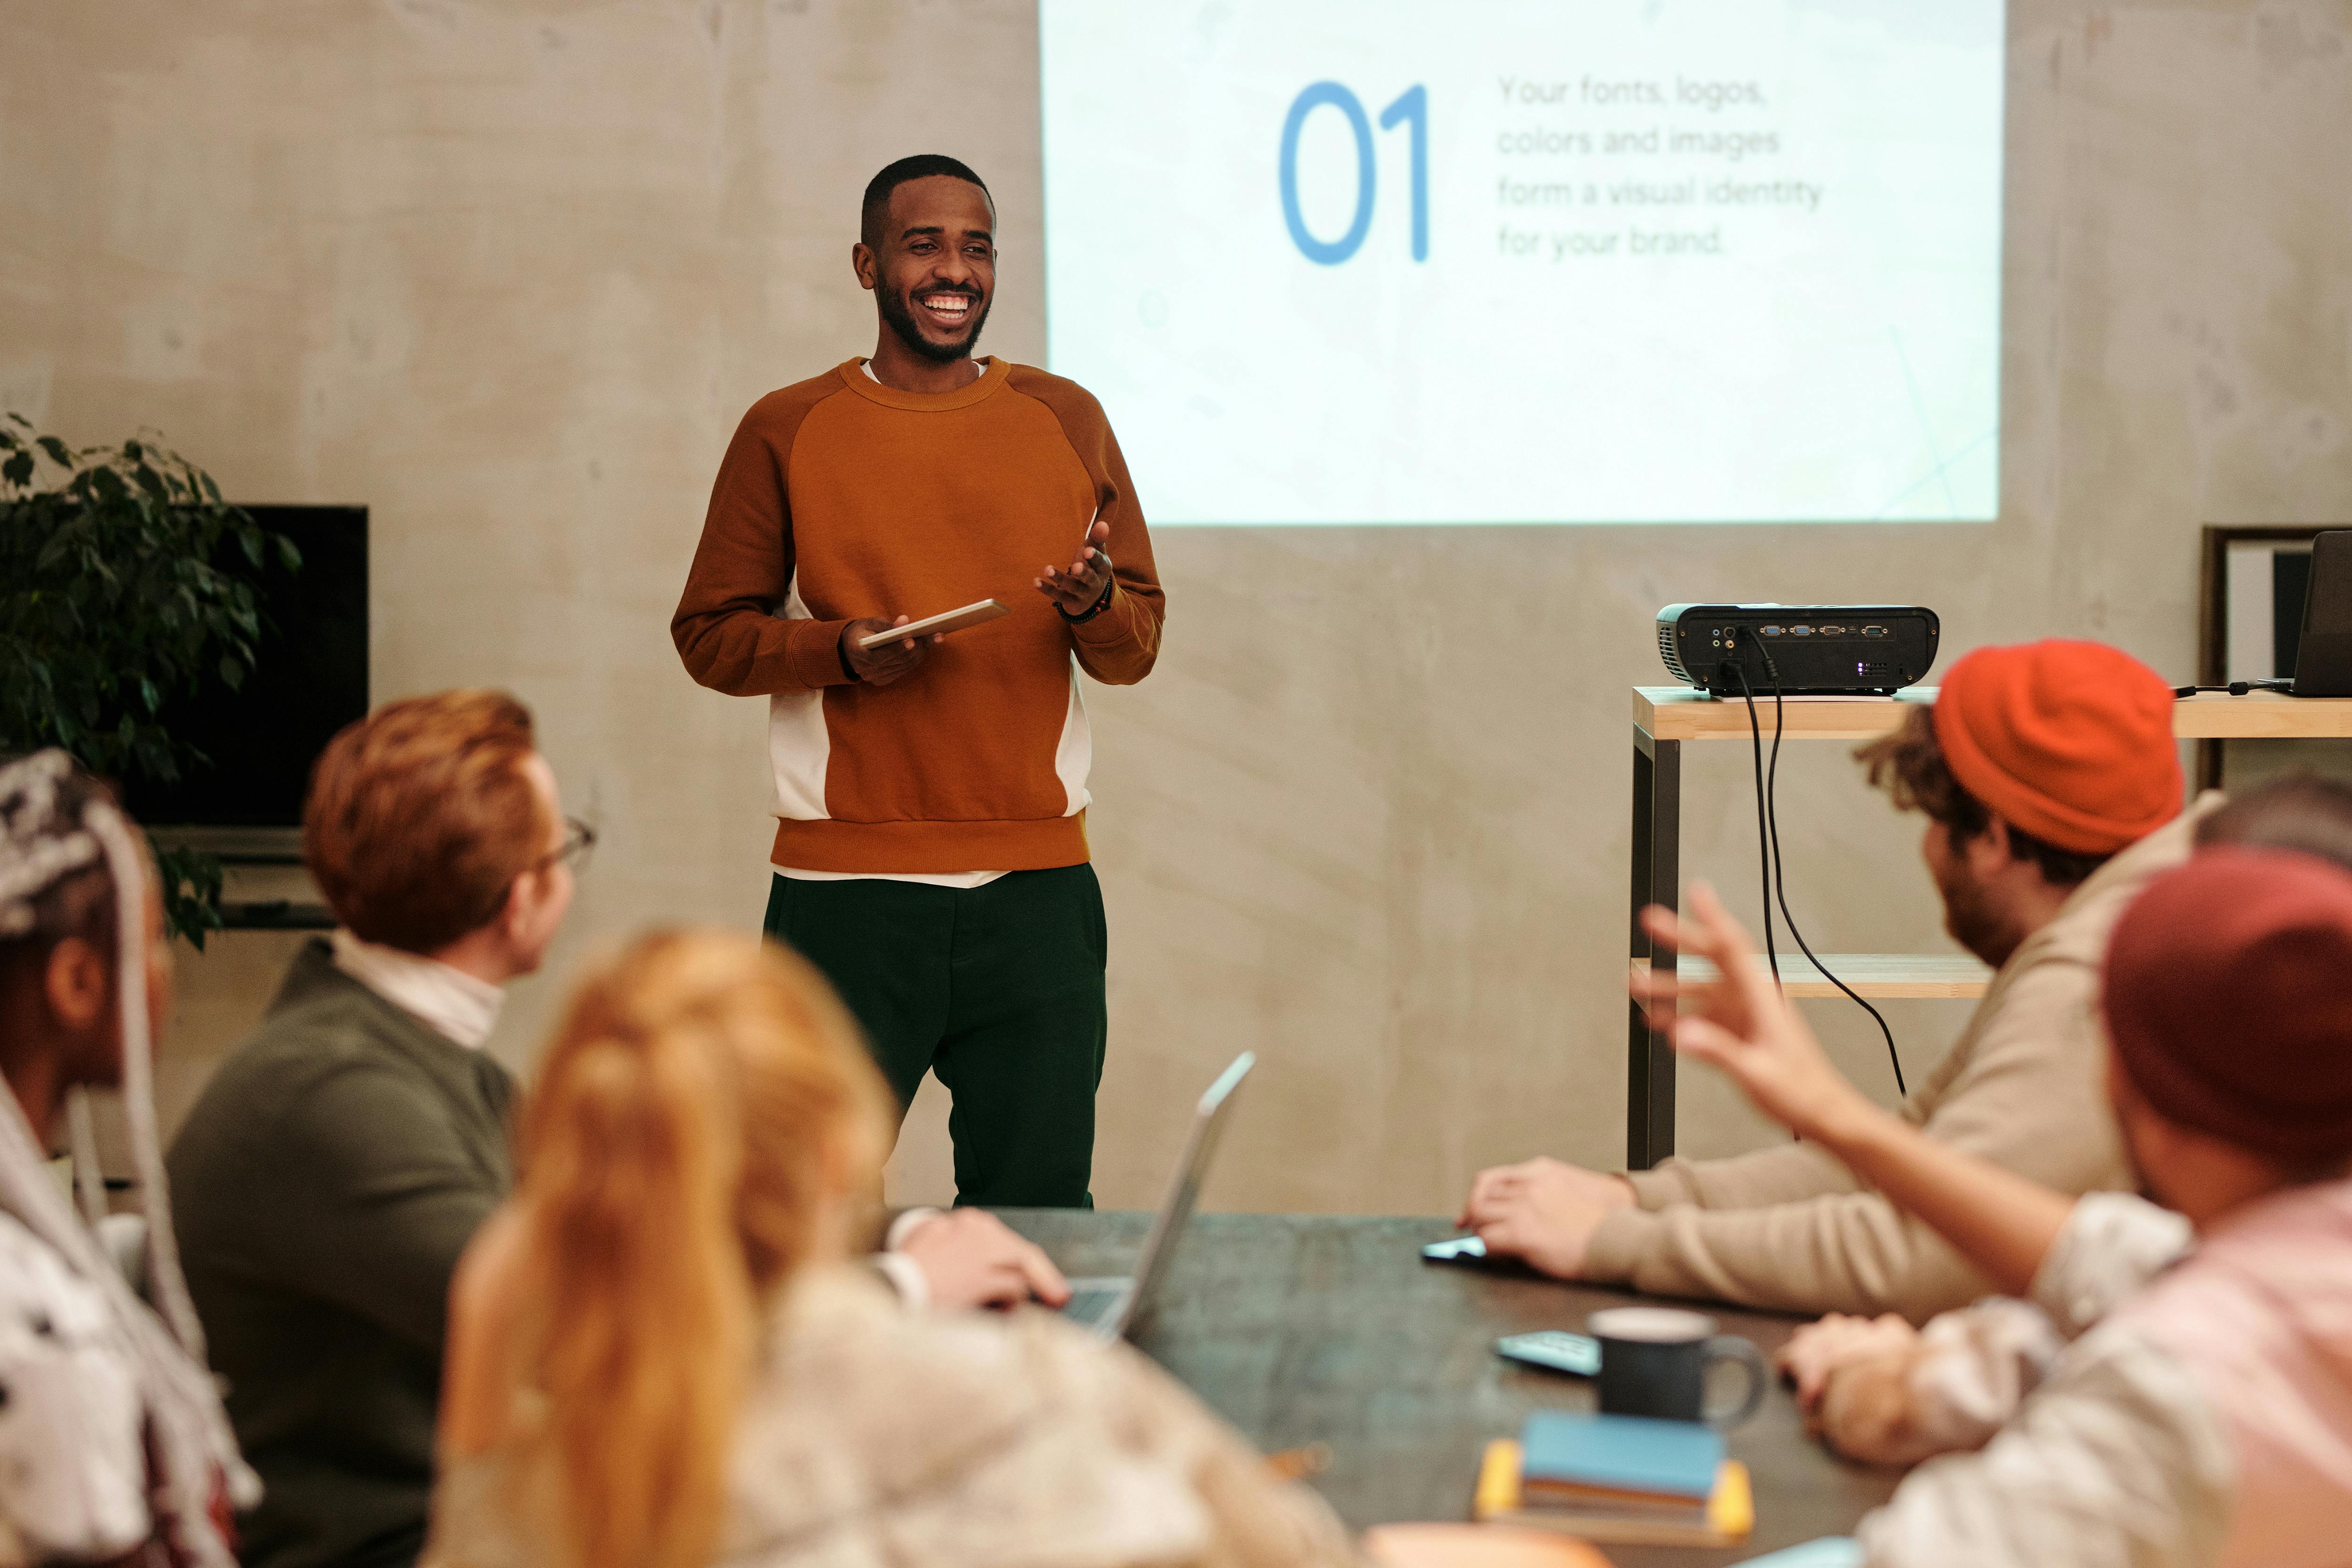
[1462,640,2203,1321]
[673,154,1164,1208]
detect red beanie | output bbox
[1931,640,2182,855]
[2104,848,2352,1168]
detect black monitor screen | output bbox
[127,506,368,829]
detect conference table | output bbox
[1001,1210,1899,1567]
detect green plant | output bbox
[0,414,300,948]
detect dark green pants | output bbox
[763,864,1107,1208]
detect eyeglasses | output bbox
[542,817,597,876]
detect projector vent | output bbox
[1658,621,1695,684]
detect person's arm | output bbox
[671,390,863,697]
[1632,883,2076,1298]
[1581,1182,1999,1320]
[252,1065,507,1354]
[1622,1138,1862,1211]
[1851,1322,2233,1568]
[1009,370,1165,685]
[1802,1299,2066,1466]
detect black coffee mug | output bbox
[1588,1306,1768,1427]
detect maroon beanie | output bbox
[2103,848,2352,1168]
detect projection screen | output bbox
[1038,1,2005,525]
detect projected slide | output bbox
[1039,2,2005,525]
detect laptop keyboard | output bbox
[1064,1285,1125,1325]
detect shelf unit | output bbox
[1626,685,2352,1169]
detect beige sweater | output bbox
[1580,799,2216,1324]
[422,1267,1358,1568]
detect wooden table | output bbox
[1001,1210,1898,1566]
[1627,685,2352,1168]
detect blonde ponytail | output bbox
[508,931,891,1568]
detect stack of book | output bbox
[1471,1411,1754,1549]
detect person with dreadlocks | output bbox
[0,749,255,1567]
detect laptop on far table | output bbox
[1060,1052,1254,1341]
[2290,530,2352,697]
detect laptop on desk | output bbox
[1060,1052,1254,1341]
[2290,531,2352,697]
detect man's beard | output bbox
[1935,856,2021,969]
[879,285,991,364]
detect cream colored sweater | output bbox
[1581,799,2217,1324]
[422,1267,1358,1568]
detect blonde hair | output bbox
[508,931,892,1568]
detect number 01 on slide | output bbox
[1279,82,1429,265]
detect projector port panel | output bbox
[1655,605,1939,696]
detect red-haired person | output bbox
[0,752,253,1565]
[169,693,1063,1568]
[1465,641,2202,1322]
[424,932,1352,1568]
[1636,846,2352,1567]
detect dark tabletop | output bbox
[997,1210,1898,1568]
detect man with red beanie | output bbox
[1463,639,2205,1321]
[1639,847,2352,1566]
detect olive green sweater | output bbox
[167,939,515,1568]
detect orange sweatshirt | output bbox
[672,358,1164,874]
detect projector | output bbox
[1657,605,1940,696]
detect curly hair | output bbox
[1854,707,2112,887]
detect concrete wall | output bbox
[4,1,2347,1213]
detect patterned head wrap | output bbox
[0,750,256,1564]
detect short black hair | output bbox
[860,154,992,251]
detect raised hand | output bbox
[1628,880,1874,1144]
[1035,520,1114,616]
[840,615,944,686]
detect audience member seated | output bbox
[424,931,1355,1568]
[0,752,254,1565]
[1463,639,2199,1321]
[169,692,1063,1568]
[1781,771,2352,1466]
[1637,854,2352,1567]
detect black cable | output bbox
[1733,653,1908,1098]
[2171,680,2288,697]
[1725,660,1782,999]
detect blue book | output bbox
[1518,1411,1725,1501]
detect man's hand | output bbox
[895,1208,1071,1311]
[1035,520,1114,616]
[840,615,943,686]
[1629,880,1877,1146]
[1455,1156,1636,1279]
[1778,1312,1921,1409]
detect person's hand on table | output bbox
[1779,1312,1922,1409]
[1628,880,1881,1146]
[896,1208,1071,1311]
[840,615,943,686]
[1035,520,1114,617]
[1456,1157,1635,1279]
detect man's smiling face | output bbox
[861,174,996,364]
